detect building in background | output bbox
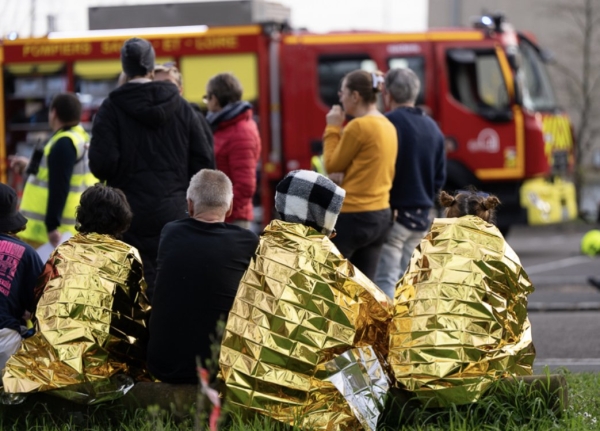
[88,1,290,30]
[0,0,428,37]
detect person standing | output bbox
[89,38,215,300]
[374,68,446,297]
[147,169,258,383]
[10,93,97,249]
[205,73,261,229]
[323,70,397,281]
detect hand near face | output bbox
[326,105,345,127]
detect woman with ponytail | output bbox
[322,70,397,281]
[388,188,535,407]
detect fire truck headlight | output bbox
[7,32,18,41]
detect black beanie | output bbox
[121,38,156,78]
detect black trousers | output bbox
[332,208,393,282]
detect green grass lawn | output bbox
[1,371,598,431]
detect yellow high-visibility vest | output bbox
[18,125,98,244]
[311,155,327,176]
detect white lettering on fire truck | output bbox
[467,128,500,153]
[386,44,421,55]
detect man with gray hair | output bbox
[374,68,446,298]
[147,169,258,384]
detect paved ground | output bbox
[505,222,600,372]
[506,222,600,308]
[530,312,600,373]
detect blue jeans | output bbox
[375,221,426,298]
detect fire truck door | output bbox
[435,42,523,183]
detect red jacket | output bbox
[213,109,261,222]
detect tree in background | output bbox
[549,0,600,213]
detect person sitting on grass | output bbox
[147,169,259,384]
[220,170,392,430]
[388,189,535,407]
[0,184,44,371]
[2,184,150,403]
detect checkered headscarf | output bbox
[275,170,346,236]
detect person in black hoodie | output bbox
[89,38,215,300]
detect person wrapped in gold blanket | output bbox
[389,190,535,407]
[2,184,150,403]
[219,170,392,430]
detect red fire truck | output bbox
[0,15,576,230]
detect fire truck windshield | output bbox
[519,40,558,112]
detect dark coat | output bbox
[386,107,446,210]
[89,81,215,297]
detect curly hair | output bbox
[76,184,133,237]
[439,188,501,224]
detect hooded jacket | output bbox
[89,81,215,298]
[212,106,261,222]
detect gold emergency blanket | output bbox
[219,220,392,431]
[389,216,535,407]
[2,233,150,403]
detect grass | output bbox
[0,370,598,430]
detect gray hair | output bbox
[186,169,233,214]
[385,68,421,105]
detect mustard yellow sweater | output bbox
[323,115,397,213]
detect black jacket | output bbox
[147,218,259,383]
[89,81,215,296]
